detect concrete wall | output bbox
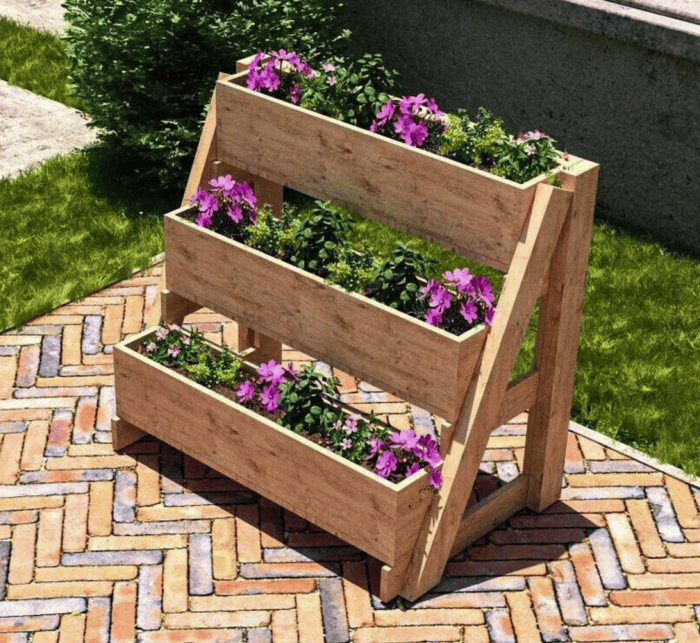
[341,0,700,258]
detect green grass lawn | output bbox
[2,15,700,476]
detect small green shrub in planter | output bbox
[61,0,396,195]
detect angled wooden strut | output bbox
[382,181,574,602]
[162,59,283,362]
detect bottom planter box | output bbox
[113,326,440,568]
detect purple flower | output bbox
[399,93,426,116]
[417,434,441,467]
[272,49,301,69]
[484,305,495,326]
[375,450,398,479]
[249,50,264,70]
[341,438,352,451]
[406,463,421,478]
[196,210,213,228]
[419,279,440,300]
[425,97,444,117]
[428,285,451,313]
[467,275,494,304]
[285,362,300,382]
[155,327,169,341]
[327,76,337,86]
[428,467,443,489]
[394,116,428,147]
[260,384,280,412]
[236,380,255,403]
[289,84,301,105]
[389,429,419,451]
[230,182,257,208]
[443,267,472,293]
[344,416,359,435]
[145,342,156,352]
[181,336,190,346]
[425,308,443,326]
[257,360,286,385]
[208,174,235,194]
[367,436,384,458]
[373,101,395,127]
[322,62,338,73]
[298,61,316,79]
[459,300,478,324]
[524,145,535,156]
[226,202,243,223]
[168,345,180,358]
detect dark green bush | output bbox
[60,0,354,195]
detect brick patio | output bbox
[1,258,700,643]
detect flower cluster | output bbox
[141,325,442,488]
[247,49,316,104]
[190,175,257,242]
[370,93,449,149]
[420,267,495,333]
[366,429,443,489]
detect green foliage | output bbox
[278,364,341,436]
[325,241,379,291]
[299,53,399,129]
[367,242,438,313]
[290,201,353,278]
[61,0,352,195]
[494,134,562,184]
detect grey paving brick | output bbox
[0,597,86,617]
[568,542,607,606]
[38,334,61,377]
[136,566,162,630]
[103,345,114,354]
[550,560,587,625]
[163,491,256,506]
[14,386,98,399]
[189,534,213,595]
[239,562,340,578]
[496,461,519,483]
[527,577,568,642]
[263,547,362,564]
[319,577,349,643]
[560,486,645,500]
[0,541,10,601]
[314,361,333,377]
[485,609,517,643]
[19,470,113,484]
[114,520,209,535]
[81,315,102,355]
[491,425,527,435]
[411,405,435,434]
[432,576,526,593]
[93,431,112,444]
[588,460,655,473]
[647,486,685,542]
[0,482,88,498]
[247,629,271,643]
[588,528,627,590]
[0,510,37,524]
[0,422,26,434]
[87,597,110,643]
[0,346,18,356]
[568,623,673,641]
[113,471,136,523]
[63,550,163,566]
[414,592,507,608]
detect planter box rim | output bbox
[166,208,489,343]
[223,69,565,190]
[116,325,438,493]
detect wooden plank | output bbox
[215,75,552,272]
[398,182,573,601]
[112,328,433,565]
[111,416,147,451]
[163,210,488,422]
[524,160,599,512]
[450,475,528,557]
[160,289,201,326]
[498,370,539,426]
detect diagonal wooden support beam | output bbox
[396,181,573,601]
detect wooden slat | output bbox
[214,74,550,272]
[111,416,147,451]
[113,328,433,566]
[164,210,487,422]
[524,160,600,511]
[398,182,572,601]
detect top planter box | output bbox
[214,70,572,273]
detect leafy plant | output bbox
[60,0,353,194]
[290,201,353,278]
[325,240,379,291]
[366,242,439,314]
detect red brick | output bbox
[0,355,16,399]
[353,625,461,642]
[163,549,188,613]
[606,513,645,574]
[374,608,482,626]
[8,581,113,599]
[236,505,261,563]
[589,605,694,623]
[212,518,237,580]
[664,475,700,527]
[666,542,700,557]
[88,481,113,536]
[62,493,88,552]
[61,323,82,366]
[73,397,97,443]
[342,561,373,628]
[36,506,63,567]
[296,593,324,643]
[647,557,700,573]
[569,623,673,641]
[626,499,667,558]
[20,420,50,471]
[566,473,662,487]
[215,579,316,595]
[9,523,36,584]
[111,581,137,643]
[674,622,700,643]
[608,588,700,606]
[0,433,24,484]
[506,591,540,643]
[528,577,566,641]
[136,454,160,507]
[102,303,125,346]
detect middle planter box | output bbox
[165,205,489,423]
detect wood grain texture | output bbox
[163,209,488,422]
[214,73,555,272]
[113,327,435,566]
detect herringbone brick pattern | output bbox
[1,260,700,642]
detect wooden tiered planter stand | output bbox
[112,55,599,602]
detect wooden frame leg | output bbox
[238,325,283,363]
[112,416,147,451]
[160,290,201,327]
